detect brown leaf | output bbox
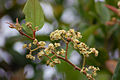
[105,60,117,74]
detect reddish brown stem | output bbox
[105,4,120,15]
[19,30,34,40]
[65,42,69,59]
[51,51,87,75]
[44,54,55,63]
[33,30,36,40]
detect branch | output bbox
[65,42,69,59]
[51,51,87,76]
[19,30,34,40]
[44,54,54,62]
[33,30,36,39]
[82,55,86,68]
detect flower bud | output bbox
[28,43,32,48]
[23,44,27,49]
[33,39,38,45]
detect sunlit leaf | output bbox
[23,0,44,34]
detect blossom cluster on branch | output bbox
[8,19,99,80]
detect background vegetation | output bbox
[0,0,120,80]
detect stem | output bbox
[61,36,67,43]
[105,4,120,16]
[44,54,54,62]
[33,30,36,40]
[51,51,87,75]
[31,47,39,52]
[82,55,86,68]
[65,42,69,59]
[19,30,34,40]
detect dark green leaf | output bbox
[81,25,99,42]
[95,2,110,23]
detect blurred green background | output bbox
[0,0,120,80]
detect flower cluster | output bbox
[21,29,99,80]
[23,38,64,67]
[50,29,82,41]
[50,29,98,57]
[81,66,100,80]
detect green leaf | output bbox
[23,0,44,34]
[95,2,110,23]
[95,70,111,80]
[112,59,120,80]
[56,61,88,80]
[81,25,99,42]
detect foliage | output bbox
[0,0,120,80]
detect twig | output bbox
[51,51,87,75]
[105,4,120,16]
[65,42,69,59]
[44,54,54,62]
[82,55,86,68]
[19,30,34,40]
[33,30,36,40]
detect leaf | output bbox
[81,25,98,42]
[112,59,120,80]
[56,61,88,80]
[23,0,44,34]
[105,60,117,74]
[95,2,110,23]
[95,70,111,80]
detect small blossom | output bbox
[54,59,61,64]
[32,56,35,60]
[26,22,32,28]
[46,60,50,65]
[35,26,39,31]
[90,48,98,56]
[76,32,82,39]
[44,48,51,55]
[28,43,32,48]
[38,41,46,47]
[65,32,72,38]
[33,39,38,45]
[61,30,66,34]
[23,44,27,49]
[60,49,65,55]
[54,43,60,47]
[118,1,120,8]
[48,43,54,50]
[49,62,55,67]
[57,51,60,55]
[73,39,80,43]
[69,29,75,34]
[38,50,44,56]
[26,54,30,59]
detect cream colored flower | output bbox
[48,43,54,50]
[54,59,61,64]
[38,50,45,56]
[44,48,51,55]
[38,41,46,47]
[60,49,65,55]
[49,62,55,67]
[23,44,27,49]
[33,39,38,45]
[54,43,60,47]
